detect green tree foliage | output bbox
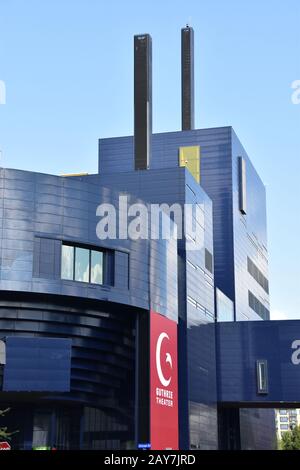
[280,425,300,450]
[0,408,18,441]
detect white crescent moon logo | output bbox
[156,332,172,387]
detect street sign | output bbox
[0,441,11,450]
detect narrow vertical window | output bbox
[91,250,103,285]
[61,245,74,280]
[179,146,200,183]
[238,156,247,215]
[0,340,6,365]
[256,359,268,394]
[205,248,213,273]
[75,247,90,282]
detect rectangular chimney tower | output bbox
[181,26,195,130]
[134,34,152,170]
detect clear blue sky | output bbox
[0,0,299,319]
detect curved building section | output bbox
[0,292,137,449]
[0,167,178,450]
[0,168,177,319]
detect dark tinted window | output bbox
[247,257,269,294]
[249,291,270,320]
[205,249,213,273]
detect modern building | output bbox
[276,409,300,441]
[0,27,276,449]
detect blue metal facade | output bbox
[99,126,272,449]
[0,122,273,449]
[215,319,299,448]
[99,127,269,322]
[99,128,234,304]
[0,167,178,449]
[3,337,71,392]
[231,130,269,321]
[0,168,177,318]
[217,320,300,404]
[93,166,216,449]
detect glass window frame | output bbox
[256,359,268,395]
[74,246,90,283]
[61,244,75,281]
[216,288,234,322]
[90,250,104,285]
[280,424,289,430]
[61,243,104,286]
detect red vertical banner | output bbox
[150,310,179,450]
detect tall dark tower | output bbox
[134,34,152,170]
[181,25,195,130]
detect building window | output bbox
[247,257,269,294]
[91,250,104,285]
[256,359,268,394]
[205,249,213,274]
[216,289,234,322]
[61,244,104,285]
[238,156,247,215]
[279,410,287,415]
[0,340,5,365]
[280,417,288,422]
[280,424,289,430]
[32,411,52,450]
[61,245,74,280]
[179,146,200,183]
[249,291,270,320]
[75,247,90,282]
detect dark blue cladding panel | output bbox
[98,133,218,449]
[231,130,269,321]
[217,320,300,403]
[99,128,269,322]
[3,337,72,392]
[99,128,234,302]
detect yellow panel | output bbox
[179,146,200,183]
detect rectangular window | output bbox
[249,291,270,320]
[280,424,288,430]
[280,417,288,422]
[256,359,268,394]
[279,410,287,415]
[75,247,90,282]
[179,146,200,183]
[205,249,213,274]
[238,156,247,215]
[61,245,74,280]
[32,412,52,449]
[91,250,103,285]
[61,243,104,286]
[247,257,269,294]
[216,288,234,322]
